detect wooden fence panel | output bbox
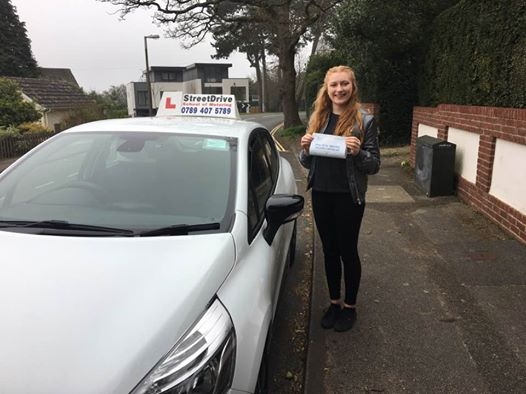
[0,132,56,159]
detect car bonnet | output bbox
[0,230,235,394]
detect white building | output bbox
[126,63,250,117]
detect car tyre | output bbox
[254,336,269,394]
[288,221,297,267]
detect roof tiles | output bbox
[9,77,94,111]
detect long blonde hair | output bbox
[307,65,363,138]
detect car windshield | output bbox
[0,131,236,234]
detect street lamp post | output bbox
[144,34,159,116]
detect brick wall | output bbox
[410,104,526,244]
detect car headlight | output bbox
[132,299,236,394]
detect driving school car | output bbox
[0,93,304,394]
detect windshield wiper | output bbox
[0,220,134,236]
[0,220,221,237]
[138,222,220,237]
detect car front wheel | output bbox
[254,337,269,394]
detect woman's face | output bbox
[326,71,353,111]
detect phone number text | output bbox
[181,106,232,115]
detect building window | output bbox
[231,86,247,102]
[203,87,222,95]
[204,67,227,83]
[137,91,148,107]
[161,72,177,81]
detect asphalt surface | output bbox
[278,136,526,394]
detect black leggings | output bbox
[312,190,365,305]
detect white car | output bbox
[0,111,303,393]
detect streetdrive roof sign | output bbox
[156,92,240,119]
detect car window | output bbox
[259,131,280,182]
[0,132,236,232]
[247,129,275,242]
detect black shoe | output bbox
[321,303,341,329]
[334,307,357,332]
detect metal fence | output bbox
[0,132,56,160]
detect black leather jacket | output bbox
[298,111,381,204]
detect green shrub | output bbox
[58,106,105,130]
[17,122,53,134]
[0,125,20,138]
[281,125,306,138]
[0,78,41,127]
[419,0,526,108]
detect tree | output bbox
[98,0,341,128]
[0,78,41,127]
[58,85,128,130]
[324,0,461,143]
[88,84,128,118]
[211,19,269,112]
[0,0,39,77]
[295,7,334,106]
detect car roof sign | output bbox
[156,92,241,119]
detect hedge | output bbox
[419,0,526,108]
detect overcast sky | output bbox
[12,0,253,92]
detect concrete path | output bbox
[301,149,526,393]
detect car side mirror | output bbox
[263,194,304,245]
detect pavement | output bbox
[281,137,526,394]
[0,157,18,173]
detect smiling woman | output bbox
[299,65,381,332]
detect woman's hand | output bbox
[301,133,314,153]
[345,136,361,156]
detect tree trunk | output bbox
[296,29,321,104]
[278,44,302,128]
[246,51,263,112]
[254,57,263,112]
[261,50,267,113]
[271,3,302,128]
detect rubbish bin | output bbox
[415,135,456,197]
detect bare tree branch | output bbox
[98,0,342,127]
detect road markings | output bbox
[271,123,287,152]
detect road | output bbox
[242,112,286,127]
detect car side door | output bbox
[247,129,288,313]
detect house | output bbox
[126,63,250,117]
[10,77,94,132]
[8,70,94,132]
[37,67,80,86]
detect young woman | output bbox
[299,65,380,332]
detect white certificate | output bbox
[309,133,347,159]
